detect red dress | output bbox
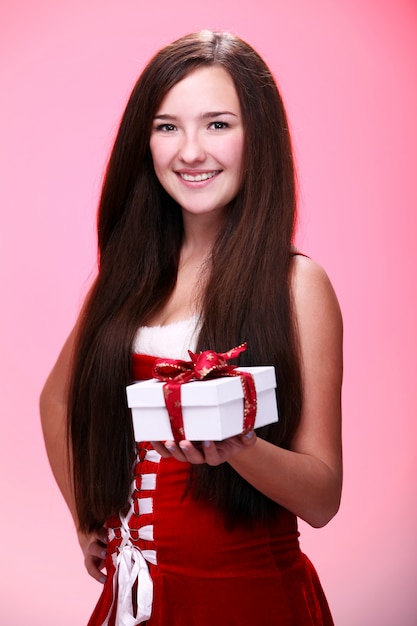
[87,352,334,626]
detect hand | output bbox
[78,528,108,583]
[151,430,257,466]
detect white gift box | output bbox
[126,366,278,442]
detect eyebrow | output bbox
[154,111,238,120]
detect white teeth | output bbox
[180,171,218,182]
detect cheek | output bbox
[227,139,244,186]
[149,139,169,173]
[227,135,245,168]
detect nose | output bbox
[178,131,206,164]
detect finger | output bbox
[200,440,224,466]
[240,430,257,447]
[150,441,172,457]
[85,554,107,583]
[164,440,189,462]
[88,539,108,561]
[97,529,108,545]
[178,440,208,464]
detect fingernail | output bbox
[99,576,106,584]
[101,550,107,558]
[203,441,210,448]
[243,431,254,440]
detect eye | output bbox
[209,121,230,130]
[155,123,177,132]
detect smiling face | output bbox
[149,65,244,224]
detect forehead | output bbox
[155,66,241,114]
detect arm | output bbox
[40,327,78,519]
[154,256,343,528]
[229,256,343,527]
[40,322,108,582]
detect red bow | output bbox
[152,343,257,442]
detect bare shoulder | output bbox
[290,255,343,382]
[290,254,342,330]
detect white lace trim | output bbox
[132,315,200,360]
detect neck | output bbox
[181,223,218,261]
[181,210,223,262]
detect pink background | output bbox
[1,0,416,624]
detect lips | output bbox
[178,171,220,182]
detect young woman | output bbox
[40,30,343,625]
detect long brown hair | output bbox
[68,31,302,532]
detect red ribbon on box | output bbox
[152,343,257,442]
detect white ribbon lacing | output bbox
[101,451,159,625]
